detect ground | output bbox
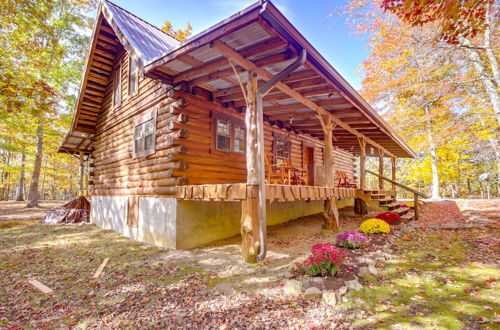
[0,199,499,328]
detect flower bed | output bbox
[401,201,424,208]
[336,231,368,249]
[375,212,401,224]
[359,218,391,234]
[294,243,347,277]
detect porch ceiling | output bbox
[146,2,415,158]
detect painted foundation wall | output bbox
[91,196,354,250]
[91,196,177,248]
[175,199,354,249]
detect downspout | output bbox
[256,49,307,262]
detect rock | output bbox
[283,279,302,296]
[301,277,325,290]
[358,267,371,279]
[322,291,336,306]
[303,286,322,299]
[368,265,378,275]
[338,286,348,296]
[345,278,363,291]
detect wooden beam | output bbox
[173,37,286,83]
[358,137,366,190]
[211,40,396,158]
[391,156,397,191]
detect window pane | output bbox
[134,125,143,140]
[129,59,138,95]
[217,119,230,136]
[234,138,246,153]
[144,134,153,150]
[235,125,245,140]
[114,66,121,107]
[135,139,143,153]
[216,135,231,152]
[276,138,290,159]
[144,120,154,135]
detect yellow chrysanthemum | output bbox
[359,218,390,234]
[402,201,424,208]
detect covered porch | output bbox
[145,1,415,262]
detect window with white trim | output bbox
[234,124,246,154]
[113,64,121,108]
[215,118,231,152]
[129,58,138,96]
[212,112,246,154]
[133,109,157,158]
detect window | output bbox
[113,64,121,108]
[234,124,246,154]
[129,58,138,96]
[133,109,157,158]
[212,112,245,154]
[274,134,291,161]
[216,118,231,152]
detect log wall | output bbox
[90,52,356,196]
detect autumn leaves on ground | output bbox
[1,201,498,328]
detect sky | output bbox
[105,0,370,89]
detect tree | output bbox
[380,0,497,44]
[0,0,93,205]
[161,21,192,42]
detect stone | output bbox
[301,277,325,290]
[322,291,336,306]
[338,286,348,296]
[303,286,322,299]
[358,267,371,279]
[283,279,302,296]
[368,264,378,275]
[345,278,363,291]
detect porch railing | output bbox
[366,169,427,220]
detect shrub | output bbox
[294,243,347,277]
[336,231,368,249]
[359,218,391,234]
[401,201,424,208]
[376,212,401,224]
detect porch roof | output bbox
[145,1,415,158]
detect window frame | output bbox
[273,133,291,163]
[211,111,246,155]
[133,109,157,158]
[128,57,139,97]
[113,63,121,108]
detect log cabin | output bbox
[59,0,418,263]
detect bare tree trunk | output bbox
[26,123,43,208]
[40,157,48,201]
[15,150,26,201]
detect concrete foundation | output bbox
[91,196,354,249]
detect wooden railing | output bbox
[366,169,427,220]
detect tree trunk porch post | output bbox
[391,156,397,192]
[354,137,368,215]
[378,148,384,191]
[318,115,339,232]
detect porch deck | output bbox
[176,183,356,202]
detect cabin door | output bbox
[303,145,315,186]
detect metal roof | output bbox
[102,0,180,66]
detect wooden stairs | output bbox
[356,189,415,221]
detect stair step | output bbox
[379,198,396,205]
[392,207,409,215]
[370,194,386,199]
[401,213,414,221]
[363,189,379,194]
[385,203,401,210]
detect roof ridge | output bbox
[102,0,181,42]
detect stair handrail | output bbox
[365,169,427,221]
[365,170,428,198]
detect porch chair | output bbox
[336,170,357,188]
[283,159,307,185]
[265,154,287,184]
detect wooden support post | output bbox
[378,149,384,191]
[414,193,420,220]
[240,71,261,263]
[391,157,397,192]
[318,114,339,231]
[79,152,84,193]
[358,137,366,190]
[354,197,367,216]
